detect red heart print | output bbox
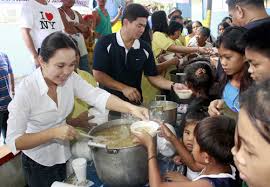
[45,12,54,21]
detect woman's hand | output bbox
[173,83,188,93]
[160,123,177,143]
[208,99,224,116]
[129,105,149,120]
[52,124,78,141]
[132,131,154,151]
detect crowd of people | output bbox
[0,0,270,187]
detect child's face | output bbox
[183,123,196,152]
[218,45,245,76]
[245,48,270,82]
[232,109,270,187]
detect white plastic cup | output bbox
[71,158,87,183]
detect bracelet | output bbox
[148,155,156,161]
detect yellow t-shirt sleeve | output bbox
[152,32,174,58]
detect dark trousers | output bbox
[22,153,66,187]
[0,110,9,144]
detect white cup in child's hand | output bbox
[72,158,87,183]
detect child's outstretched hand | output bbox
[132,130,154,150]
[160,123,177,143]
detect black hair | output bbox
[198,27,211,38]
[216,26,253,95]
[193,21,203,27]
[121,3,149,25]
[140,22,152,46]
[222,16,232,23]
[151,10,168,34]
[239,22,270,58]
[194,116,236,164]
[185,21,193,34]
[39,31,78,63]
[168,21,183,36]
[226,0,265,9]
[216,26,246,54]
[218,21,230,32]
[240,79,270,143]
[184,60,214,97]
[170,15,183,23]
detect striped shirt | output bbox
[0,52,13,111]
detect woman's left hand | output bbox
[129,105,149,120]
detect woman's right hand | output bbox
[52,124,77,141]
[208,99,224,116]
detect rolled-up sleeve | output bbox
[6,89,30,154]
[72,73,111,113]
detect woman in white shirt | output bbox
[6,32,148,187]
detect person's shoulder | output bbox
[153,31,166,37]
[245,16,270,29]
[139,39,152,51]
[96,33,116,47]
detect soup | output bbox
[93,124,138,149]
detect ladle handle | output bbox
[88,141,107,149]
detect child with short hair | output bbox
[133,115,238,187]
[165,111,207,181]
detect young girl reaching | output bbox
[208,26,253,116]
[133,115,238,187]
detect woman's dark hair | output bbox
[186,21,193,34]
[193,21,202,27]
[40,31,78,63]
[222,16,232,23]
[170,15,183,23]
[151,10,168,34]
[216,26,253,94]
[184,60,214,96]
[216,26,246,54]
[240,79,270,143]
[218,21,230,33]
[122,3,149,24]
[198,27,211,38]
[168,21,183,36]
[239,22,270,59]
[194,116,236,164]
[140,22,152,45]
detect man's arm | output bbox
[58,9,78,34]
[21,28,39,67]
[93,70,141,102]
[93,70,126,92]
[147,75,173,90]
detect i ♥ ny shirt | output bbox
[20,0,64,50]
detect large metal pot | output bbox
[88,119,148,187]
[149,95,178,126]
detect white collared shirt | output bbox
[6,68,110,166]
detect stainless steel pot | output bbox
[88,119,148,187]
[149,95,178,126]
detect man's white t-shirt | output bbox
[20,0,64,50]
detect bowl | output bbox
[163,53,175,61]
[176,89,193,99]
[130,121,160,137]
